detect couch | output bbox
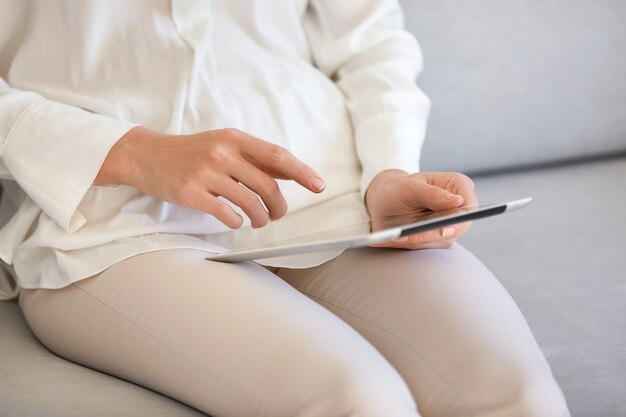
[1,1,625,416]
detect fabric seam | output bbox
[1,99,42,155]
[303,292,475,417]
[69,281,275,417]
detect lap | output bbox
[18,248,417,417]
[277,243,567,416]
[18,244,569,417]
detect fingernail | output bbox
[393,236,409,243]
[311,177,325,191]
[444,192,460,201]
[442,227,456,238]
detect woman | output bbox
[0,1,570,416]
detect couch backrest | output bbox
[401,0,626,173]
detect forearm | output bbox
[304,0,430,200]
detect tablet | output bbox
[205,197,532,262]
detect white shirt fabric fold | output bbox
[0,0,430,299]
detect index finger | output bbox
[238,133,325,193]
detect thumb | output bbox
[411,182,464,211]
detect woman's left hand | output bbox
[365,169,478,250]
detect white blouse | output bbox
[0,0,430,299]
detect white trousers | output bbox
[18,244,571,417]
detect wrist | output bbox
[94,126,152,187]
[365,169,408,209]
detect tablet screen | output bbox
[207,198,530,261]
[235,203,505,250]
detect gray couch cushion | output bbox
[0,300,207,417]
[463,156,626,417]
[401,0,626,173]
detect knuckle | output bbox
[265,179,281,196]
[412,232,430,244]
[462,174,475,189]
[295,164,312,182]
[213,203,236,223]
[242,192,261,209]
[454,172,475,189]
[208,144,233,164]
[268,145,288,163]
[255,214,270,228]
[213,128,243,150]
[247,204,269,227]
[271,201,288,220]
[222,127,242,139]
[237,194,265,224]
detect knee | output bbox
[507,370,571,417]
[320,361,420,417]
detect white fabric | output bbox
[0,0,430,295]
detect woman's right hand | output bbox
[95,127,326,229]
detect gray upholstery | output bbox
[401,0,626,173]
[463,157,626,417]
[2,1,626,416]
[0,300,206,417]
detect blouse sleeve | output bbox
[0,79,136,233]
[303,0,431,200]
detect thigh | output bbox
[277,244,570,417]
[18,248,418,417]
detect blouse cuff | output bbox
[356,108,430,202]
[1,99,137,233]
